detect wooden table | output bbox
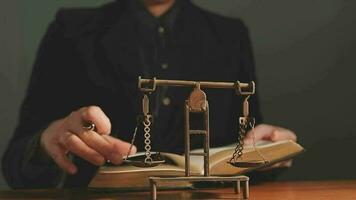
[1,180,355,200]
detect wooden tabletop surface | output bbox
[1,180,355,200]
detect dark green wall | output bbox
[1,0,356,188]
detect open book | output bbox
[89,140,304,189]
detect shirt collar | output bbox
[128,0,183,31]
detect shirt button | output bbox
[161,63,168,70]
[158,26,165,34]
[162,97,171,106]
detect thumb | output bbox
[243,124,273,144]
[270,129,297,142]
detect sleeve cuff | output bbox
[22,130,54,165]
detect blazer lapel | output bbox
[74,1,141,92]
[75,2,143,113]
[100,13,143,116]
[101,11,142,83]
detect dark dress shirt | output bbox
[2,0,263,188]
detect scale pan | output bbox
[228,160,268,168]
[123,159,165,168]
[123,152,165,168]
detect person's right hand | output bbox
[40,106,136,174]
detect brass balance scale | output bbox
[123,77,269,200]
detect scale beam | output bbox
[138,77,255,94]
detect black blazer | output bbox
[2,0,262,188]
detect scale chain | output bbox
[143,115,153,163]
[229,118,249,163]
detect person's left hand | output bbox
[243,124,297,169]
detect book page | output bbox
[189,140,298,173]
[117,140,297,175]
[187,140,272,173]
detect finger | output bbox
[62,109,97,137]
[278,160,293,167]
[50,145,77,174]
[243,124,274,144]
[258,160,293,171]
[73,130,124,164]
[59,132,105,166]
[243,137,254,145]
[270,129,297,142]
[81,106,111,135]
[244,124,297,143]
[103,135,137,164]
[65,110,115,158]
[103,135,137,155]
[64,109,132,165]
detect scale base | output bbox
[149,175,249,200]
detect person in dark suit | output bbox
[2,0,296,188]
